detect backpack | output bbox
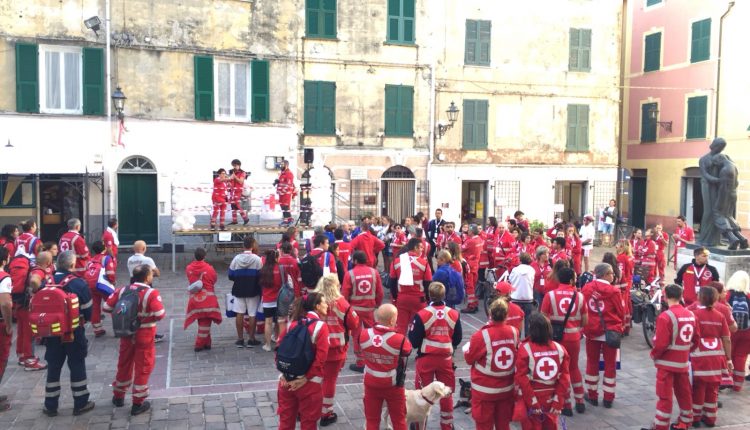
[300,252,327,288]
[446,269,463,304]
[111,286,147,337]
[276,265,295,318]
[84,256,115,296]
[29,274,80,341]
[276,318,317,380]
[9,255,32,306]
[729,291,750,331]
[577,271,594,290]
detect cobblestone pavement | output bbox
[0,247,748,429]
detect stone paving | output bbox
[0,247,748,429]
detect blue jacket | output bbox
[228,252,262,298]
[432,263,465,307]
[53,270,93,325]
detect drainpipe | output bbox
[105,0,115,217]
[427,63,436,212]
[714,1,735,138]
[616,0,628,227]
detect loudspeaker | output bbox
[304,148,314,164]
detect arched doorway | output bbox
[381,166,415,222]
[118,156,158,244]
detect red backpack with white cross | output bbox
[29,274,81,342]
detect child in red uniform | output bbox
[210,168,230,230]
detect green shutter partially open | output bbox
[641,103,657,142]
[15,43,39,113]
[82,47,105,116]
[251,60,269,122]
[194,56,214,121]
[691,19,711,63]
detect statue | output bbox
[698,137,748,249]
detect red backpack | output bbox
[8,255,32,306]
[29,274,81,342]
[84,255,115,296]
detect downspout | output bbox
[714,1,735,138]
[616,0,628,226]
[427,64,436,212]
[105,0,115,217]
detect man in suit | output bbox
[426,209,445,271]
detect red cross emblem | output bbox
[357,280,372,295]
[536,357,558,381]
[494,347,514,370]
[559,297,575,314]
[372,335,383,347]
[60,241,70,252]
[701,338,718,350]
[436,310,445,320]
[679,324,694,343]
[263,194,278,210]
[588,298,604,312]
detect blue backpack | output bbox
[729,291,750,331]
[276,318,317,380]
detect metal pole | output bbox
[171,183,176,272]
[105,0,112,121]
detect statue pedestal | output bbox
[678,244,750,282]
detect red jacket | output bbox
[1,239,16,258]
[550,249,569,266]
[184,260,221,329]
[259,261,282,304]
[531,261,552,294]
[651,304,699,373]
[342,264,383,314]
[85,253,116,291]
[493,231,516,269]
[103,282,166,332]
[464,320,519,400]
[616,254,634,290]
[229,169,247,201]
[674,226,694,249]
[566,235,582,257]
[653,231,669,255]
[335,240,352,268]
[636,239,656,266]
[351,232,384,268]
[541,285,587,342]
[462,235,483,268]
[276,168,296,204]
[480,227,496,269]
[582,280,624,337]
[322,296,360,361]
[360,324,412,388]
[390,252,432,297]
[412,304,460,356]
[310,248,337,274]
[278,254,303,297]
[515,340,571,412]
[438,232,462,250]
[59,231,89,276]
[687,303,730,382]
[391,231,408,255]
[101,228,119,259]
[278,311,329,382]
[212,177,228,203]
[506,300,525,334]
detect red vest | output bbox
[335,240,352,268]
[531,261,552,294]
[493,231,517,269]
[322,296,359,360]
[230,169,246,201]
[550,250,568,265]
[542,286,586,341]
[14,232,40,261]
[506,301,525,334]
[681,264,715,305]
[360,324,411,388]
[652,305,696,373]
[688,304,729,382]
[415,304,459,356]
[464,321,518,400]
[342,265,381,313]
[518,340,568,394]
[637,239,656,266]
[59,231,89,275]
[390,252,432,296]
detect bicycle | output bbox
[482,269,509,318]
[630,274,663,348]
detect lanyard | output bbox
[692,265,707,284]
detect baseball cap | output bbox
[495,281,513,296]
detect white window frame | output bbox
[38,45,83,115]
[213,60,251,122]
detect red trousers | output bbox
[277,379,322,430]
[14,307,33,360]
[471,395,513,430]
[520,390,559,430]
[195,318,213,349]
[90,291,106,334]
[415,355,455,430]
[0,322,11,383]
[731,330,750,391]
[652,370,692,430]
[113,330,156,404]
[466,264,479,307]
[656,252,666,280]
[211,201,226,227]
[230,200,248,223]
[572,254,582,276]
[692,379,719,426]
[561,339,584,407]
[584,339,618,402]
[353,311,374,366]
[395,294,426,335]
[620,290,632,333]
[364,384,406,430]
[322,358,345,417]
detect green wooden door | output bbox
[118,174,158,244]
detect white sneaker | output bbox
[262,344,273,352]
[271,333,278,343]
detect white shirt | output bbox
[509,264,536,301]
[0,276,11,294]
[127,253,157,277]
[580,224,596,250]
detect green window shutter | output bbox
[15,43,39,114]
[567,105,588,151]
[251,60,269,122]
[566,105,577,150]
[462,100,487,149]
[399,86,414,136]
[687,96,707,139]
[644,32,661,72]
[388,0,414,43]
[463,100,476,149]
[304,81,335,135]
[306,0,319,36]
[466,20,490,65]
[647,0,662,6]
[402,0,415,43]
[82,47,104,116]
[320,82,335,134]
[304,81,318,133]
[569,28,580,70]
[641,103,657,142]
[307,0,336,38]
[194,55,214,121]
[580,29,591,70]
[478,21,491,65]
[465,20,477,64]
[691,19,711,63]
[475,100,488,149]
[384,85,398,135]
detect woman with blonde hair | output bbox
[727,270,750,392]
[314,274,360,425]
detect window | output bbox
[641,102,657,142]
[39,45,82,114]
[306,0,336,39]
[465,20,491,66]
[691,19,711,63]
[462,100,488,150]
[193,56,270,122]
[566,104,589,151]
[646,0,661,6]
[0,175,36,208]
[304,81,336,135]
[644,32,661,72]
[569,28,592,72]
[384,85,413,137]
[387,0,415,44]
[216,61,249,121]
[686,96,708,139]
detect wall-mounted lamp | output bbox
[84,16,102,36]
[648,106,672,133]
[437,102,460,139]
[111,87,126,120]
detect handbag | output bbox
[395,336,408,387]
[596,298,622,349]
[551,294,576,342]
[188,272,204,294]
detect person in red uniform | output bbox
[309,235,338,276]
[726,271,750,392]
[185,247,222,352]
[59,218,89,277]
[515,313,571,430]
[278,242,303,297]
[210,168,230,230]
[630,229,643,265]
[0,225,19,258]
[531,246,552,306]
[408,282,463,430]
[493,222,517,277]
[390,224,408,255]
[389,238,432,334]
[461,225,484,313]
[104,265,165,415]
[274,159,296,227]
[653,224,669,280]
[361,304,412,430]
[276,293,329,430]
[675,247,719,307]
[543,259,570,297]
[15,251,51,371]
[582,263,624,409]
[480,217,498,282]
[314,275,360,426]
[671,216,695,270]
[494,281,525,333]
[464,297,519,430]
[343,251,383,372]
[351,223,385,269]
[14,219,41,263]
[84,241,116,337]
[228,159,250,226]
[0,247,13,412]
[641,284,699,430]
[638,229,658,284]
[541,267,588,415]
[688,286,732,428]
[333,228,352,269]
[565,225,583,275]
[101,218,119,261]
[439,222,462,251]
[615,240,635,334]
[549,237,569,267]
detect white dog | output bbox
[382,380,453,430]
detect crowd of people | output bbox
[1,205,749,430]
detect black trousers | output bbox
[44,328,89,411]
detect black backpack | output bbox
[577,271,594,290]
[276,266,295,318]
[729,290,750,331]
[112,286,147,337]
[276,318,317,380]
[300,252,327,288]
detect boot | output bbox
[460,305,478,314]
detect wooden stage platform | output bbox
[172,225,289,236]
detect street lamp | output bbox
[84,16,102,36]
[437,101,460,139]
[648,106,673,133]
[111,87,126,120]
